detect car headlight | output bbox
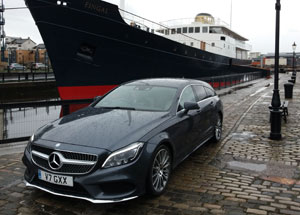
[27,134,35,152]
[102,142,144,168]
[29,134,35,142]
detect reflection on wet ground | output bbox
[3,106,60,139]
[228,161,267,172]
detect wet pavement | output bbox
[1,72,300,215]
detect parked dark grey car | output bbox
[23,78,223,203]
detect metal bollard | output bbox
[284,82,294,99]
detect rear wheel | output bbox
[212,114,222,143]
[147,145,172,196]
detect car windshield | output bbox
[95,85,178,111]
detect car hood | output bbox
[37,107,171,152]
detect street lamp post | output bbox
[270,0,282,140]
[292,42,297,76]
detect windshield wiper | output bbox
[101,106,136,110]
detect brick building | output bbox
[0,37,49,68]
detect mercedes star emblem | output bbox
[48,152,63,170]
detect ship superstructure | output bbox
[157,13,251,60]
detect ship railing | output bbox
[159,17,230,29]
[236,40,252,51]
[119,8,216,48]
[0,99,93,144]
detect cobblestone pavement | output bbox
[1,73,300,215]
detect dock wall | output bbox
[0,81,59,102]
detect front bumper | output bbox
[24,180,138,203]
[22,143,152,203]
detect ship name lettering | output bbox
[84,1,108,15]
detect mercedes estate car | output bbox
[23,78,223,203]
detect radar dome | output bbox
[195,13,215,24]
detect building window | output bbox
[177,28,182,34]
[202,27,208,33]
[189,27,194,33]
[195,27,200,33]
[183,27,187,33]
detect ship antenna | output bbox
[120,0,125,17]
[230,0,233,29]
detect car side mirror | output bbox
[184,102,199,111]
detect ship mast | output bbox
[230,0,233,29]
[120,0,125,17]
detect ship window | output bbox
[221,36,226,41]
[211,43,215,47]
[57,1,61,5]
[190,42,194,47]
[171,29,176,34]
[77,43,96,61]
[189,27,194,33]
[202,27,208,33]
[183,27,187,33]
[177,28,182,34]
[195,27,200,33]
[165,30,169,35]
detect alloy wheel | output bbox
[151,147,171,193]
[215,116,222,141]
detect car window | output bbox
[204,87,216,98]
[193,85,207,102]
[95,85,178,111]
[178,86,196,111]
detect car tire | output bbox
[147,145,172,196]
[211,114,222,143]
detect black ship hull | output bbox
[26,0,266,104]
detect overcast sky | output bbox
[4,0,300,54]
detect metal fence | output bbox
[1,72,55,83]
[0,99,93,144]
[0,71,268,144]
[200,72,265,89]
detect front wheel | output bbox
[212,114,222,143]
[147,145,172,196]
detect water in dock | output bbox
[3,106,60,139]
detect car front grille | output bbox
[31,144,98,175]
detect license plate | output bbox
[38,169,73,187]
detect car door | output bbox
[192,85,211,144]
[169,85,201,161]
[204,86,218,133]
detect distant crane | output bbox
[0,0,5,62]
